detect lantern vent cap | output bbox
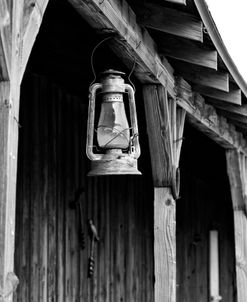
[100,69,126,78]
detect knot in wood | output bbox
[165,199,172,206]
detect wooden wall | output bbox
[177,125,236,302]
[14,73,154,302]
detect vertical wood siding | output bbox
[177,127,236,302]
[14,73,154,302]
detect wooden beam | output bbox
[20,0,49,81]
[154,187,176,302]
[193,83,241,105]
[173,61,229,91]
[67,0,175,96]
[138,4,203,42]
[175,77,247,153]
[158,35,217,69]
[226,150,247,302]
[0,0,11,80]
[143,85,173,187]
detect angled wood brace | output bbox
[143,84,186,200]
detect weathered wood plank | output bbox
[216,109,247,126]
[173,61,229,91]
[143,85,173,187]
[207,100,247,117]
[226,150,246,210]
[0,0,11,80]
[154,187,176,302]
[193,83,241,105]
[226,150,247,302]
[176,78,247,153]
[20,0,49,81]
[175,107,186,168]
[67,0,175,96]
[138,4,203,41]
[0,81,20,302]
[234,211,247,302]
[158,35,217,69]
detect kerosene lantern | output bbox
[86,69,141,176]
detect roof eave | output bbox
[194,0,247,98]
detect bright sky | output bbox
[206,0,247,83]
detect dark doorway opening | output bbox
[177,123,236,302]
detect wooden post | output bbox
[154,188,176,302]
[0,1,49,301]
[143,85,185,302]
[0,82,20,302]
[226,149,247,302]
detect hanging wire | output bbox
[90,36,137,91]
[89,36,112,87]
[127,57,136,92]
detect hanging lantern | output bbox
[86,70,141,176]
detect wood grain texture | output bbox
[175,78,247,153]
[20,0,49,82]
[206,100,247,117]
[138,4,203,41]
[0,80,20,302]
[67,0,175,96]
[193,83,241,105]
[158,35,217,69]
[154,187,176,302]
[177,141,236,302]
[0,0,27,291]
[173,61,229,91]
[226,150,245,210]
[234,211,247,302]
[0,0,11,80]
[143,85,173,187]
[226,149,247,302]
[14,73,154,302]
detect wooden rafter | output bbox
[158,35,217,69]
[67,0,175,96]
[138,4,203,42]
[216,109,247,126]
[193,83,241,105]
[207,100,247,117]
[173,61,229,91]
[176,77,247,153]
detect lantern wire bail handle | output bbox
[128,57,136,92]
[89,36,137,90]
[90,36,112,87]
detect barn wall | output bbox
[177,125,236,302]
[14,73,154,302]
